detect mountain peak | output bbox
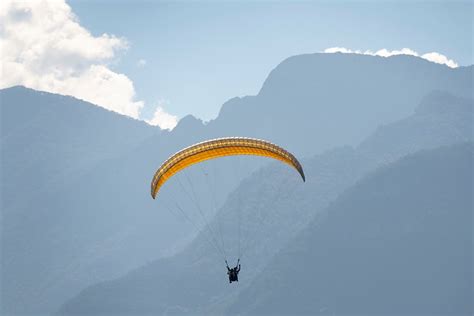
[172,115,205,136]
[176,114,203,128]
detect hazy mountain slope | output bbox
[1,86,159,210]
[59,92,473,315]
[230,143,473,315]
[358,90,474,160]
[208,54,472,156]
[0,86,160,315]
[2,53,472,315]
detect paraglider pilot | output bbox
[226,259,241,283]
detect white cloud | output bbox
[146,104,178,130]
[323,47,458,68]
[324,47,354,54]
[0,0,146,119]
[421,52,458,68]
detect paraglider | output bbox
[150,137,305,283]
[151,137,305,199]
[226,259,241,283]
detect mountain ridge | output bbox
[58,91,473,315]
[229,142,473,315]
[2,52,472,315]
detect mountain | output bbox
[58,91,473,315]
[230,143,473,315]
[2,53,472,315]
[206,53,472,156]
[1,86,159,210]
[0,87,162,314]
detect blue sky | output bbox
[68,0,473,121]
[1,0,472,127]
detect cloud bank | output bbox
[0,0,177,129]
[323,47,458,68]
[146,105,178,131]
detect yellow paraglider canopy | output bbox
[151,137,305,199]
